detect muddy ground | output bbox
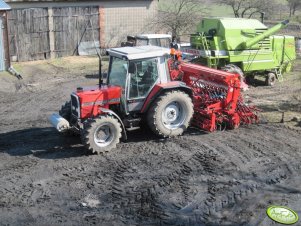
[0,56,300,226]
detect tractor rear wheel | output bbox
[265,72,276,86]
[81,115,122,154]
[147,90,193,137]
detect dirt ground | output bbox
[0,56,300,226]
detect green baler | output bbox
[188,18,296,86]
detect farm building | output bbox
[5,0,158,61]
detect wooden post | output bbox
[48,7,55,59]
[99,6,105,48]
[3,12,11,69]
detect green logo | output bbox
[267,206,299,225]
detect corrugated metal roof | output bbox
[0,0,11,10]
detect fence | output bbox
[296,38,301,57]
[7,6,100,61]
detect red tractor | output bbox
[50,46,258,154]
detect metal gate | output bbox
[0,16,5,71]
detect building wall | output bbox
[102,1,157,47]
[6,0,158,50]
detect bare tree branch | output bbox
[287,0,301,17]
[149,0,207,39]
[215,0,275,18]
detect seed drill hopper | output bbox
[169,58,258,132]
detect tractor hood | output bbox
[74,85,121,118]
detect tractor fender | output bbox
[99,107,127,141]
[141,81,193,113]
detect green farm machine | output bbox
[185,18,296,86]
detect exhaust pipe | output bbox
[49,113,70,132]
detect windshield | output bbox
[107,56,128,88]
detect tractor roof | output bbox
[107,46,170,60]
[136,34,171,39]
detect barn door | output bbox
[7,8,50,61]
[52,6,100,58]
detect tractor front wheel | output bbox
[59,101,71,122]
[265,72,276,86]
[81,115,122,154]
[59,101,77,136]
[147,90,193,137]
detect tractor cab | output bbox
[106,46,171,113]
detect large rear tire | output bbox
[245,74,255,84]
[147,90,193,137]
[223,64,244,76]
[265,72,276,86]
[81,115,122,154]
[223,64,247,87]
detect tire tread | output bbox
[81,115,122,154]
[147,90,193,137]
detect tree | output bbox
[287,0,301,17]
[151,0,207,39]
[215,0,273,18]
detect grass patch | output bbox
[206,4,233,17]
[11,63,23,74]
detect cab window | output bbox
[136,39,148,46]
[128,58,158,99]
[149,38,159,46]
[160,38,171,48]
[107,57,128,88]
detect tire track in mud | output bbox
[177,128,297,225]
[159,138,238,225]
[0,75,87,133]
[110,157,166,225]
[108,138,222,225]
[0,159,42,208]
[108,130,298,225]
